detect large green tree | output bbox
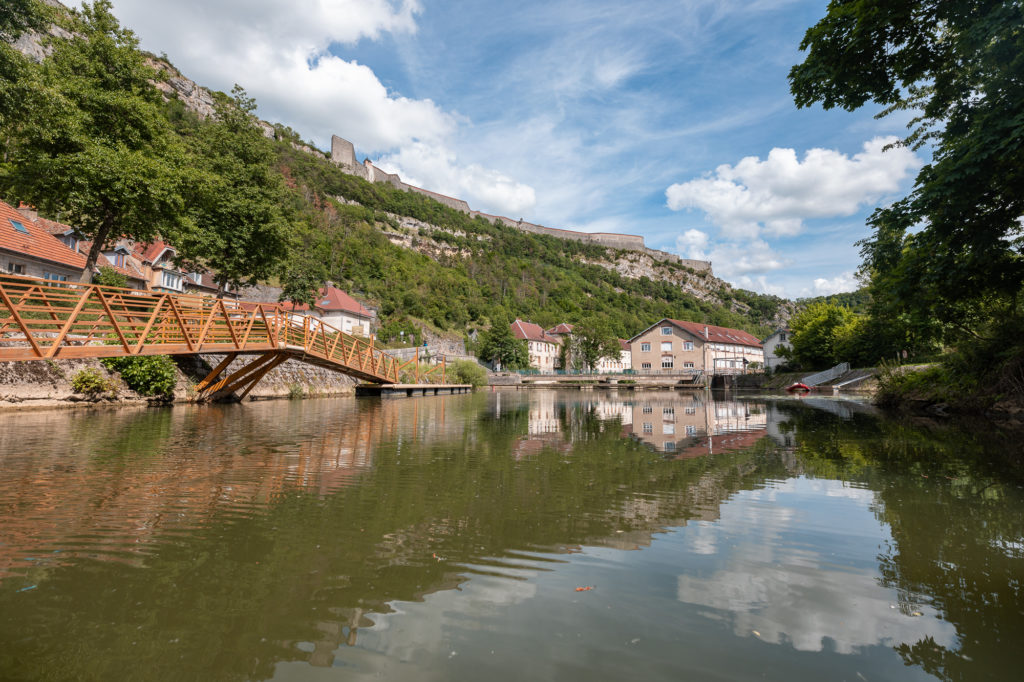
[781,301,856,370]
[0,0,48,149]
[477,317,529,370]
[1,1,188,281]
[565,318,622,373]
[790,0,1024,339]
[177,86,292,296]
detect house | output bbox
[134,241,190,294]
[0,199,87,282]
[629,318,764,374]
[17,205,150,289]
[545,323,574,369]
[762,328,791,371]
[512,319,560,372]
[281,284,374,336]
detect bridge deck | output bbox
[0,274,446,392]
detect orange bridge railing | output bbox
[0,274,447,398]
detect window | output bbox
[642,423,653,433]
[686,425,697,436]
[62,235,78,251]
[7,262,24,275]
[115,253,125,267]
[9,219,28,234]
[641,342,651,352]
[683,341,694,351]
[779,332,786,341]
[663,441,675,452]
[641,362,652,369]
[663,423,674,435]
[161,271,182,290]
[663,407,674,416]
[662,358,674,369]
[43,272,68,283]
[642,406,653,414]
[661,326,672,335]
[683,362,694,368]
[661,341,672,352]
[685,407,696,415]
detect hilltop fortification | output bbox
[329,135,713,274]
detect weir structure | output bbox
[0,274,452,401]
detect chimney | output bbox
[704,326,709,339]
[16,204,38,222]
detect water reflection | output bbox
[0,390,1020,681]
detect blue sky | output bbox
[98,0,922,299]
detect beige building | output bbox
[629,318,763,374]
[282,285,375,336]
[512,319,560,372]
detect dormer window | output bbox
[114,253,125,267]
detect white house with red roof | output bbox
[0,199,87,282]
[628,318,763,374]
[512,319,561,372]
[281,284,375,336]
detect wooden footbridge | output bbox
[0,275,450,400]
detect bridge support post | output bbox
[196,351,287,402]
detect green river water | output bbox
[0,389,1021,681]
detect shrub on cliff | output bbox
[101,355,177,397]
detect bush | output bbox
[288,383,305,399]
[101,355,178,397]
[445,359,487,387]
[71,368,118,397]
[93,266,128,288]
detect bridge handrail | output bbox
[0,273,414,384]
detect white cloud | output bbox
[665,137,920,239]
[676,229,709,259]
[813,271,860,296]
[378,142,536,216]
[101,0,535,215]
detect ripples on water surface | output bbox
[0,390,1022,681]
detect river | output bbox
[0,390,1021,681]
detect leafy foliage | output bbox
[71,367,117,396]
[101,355,177,397]
[1,1,190,280]
[791,0,1024,389]
[477,318,529,370]
[445,359,487,387]
[176,86,291,294]
[92,265,127,288]
[780,301,855,370]
[565,317,621,372]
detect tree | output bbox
[477,317,528,370]
[177,86,292,296]
[566,317,622,373]
[92,265,127,289]
[782,301,856,370]
[790,0,1024,337]
[0,0,49,152]
[1,1,189,281]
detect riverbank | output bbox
[0,355,359,411]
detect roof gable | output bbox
[512,319,558,344]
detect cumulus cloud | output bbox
[378,142,537,216]
[676,229,710,260]
[665,137,920,239]
[100,0,535,214]
[813,271,860,296]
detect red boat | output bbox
[785,382,811,393]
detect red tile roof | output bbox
[0,199,88,272]
[282,285,372,318]
[629,318,762,348]
[511,319,558,344]
[135,240,175,264]
[619,338,631,351]
[668,319,763,347]
[546,323,575,335]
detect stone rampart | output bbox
[328,133,710,271]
